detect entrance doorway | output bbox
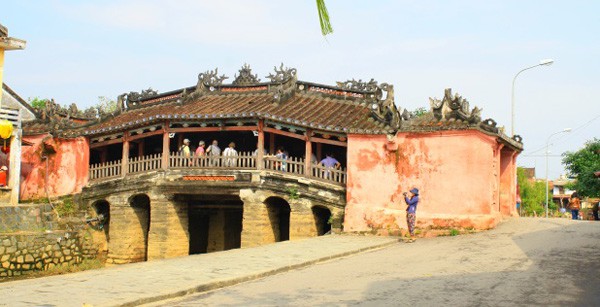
[312,206,332,236]
[265,197,290,242]
[186,194,244,255]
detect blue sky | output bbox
[2,0,599,179]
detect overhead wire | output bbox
[522,114,600,156]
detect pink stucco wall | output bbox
[20,134,89,200]
[345,130,519,232]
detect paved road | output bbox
[0,235,397,307]
[152,218,600,307]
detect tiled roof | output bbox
[81,82,396,137]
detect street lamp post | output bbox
[511,59,554,136]
[545,128,572,218]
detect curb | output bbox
[120,239,399,307]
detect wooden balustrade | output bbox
[311,164,347,184]
[89,160,122,180]
[90,152,346,186]
[128,153,162,174]
[263,156,305,175]
[169,151,256,169]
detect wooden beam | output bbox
[128,129,164,142]
[89,138,124,149]
[263,127,306,141]
[168,126,257,133]
[311,137,347,147]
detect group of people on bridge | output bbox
[177,139,342,171]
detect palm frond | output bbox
[316,0,333,36]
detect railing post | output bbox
[162,122,169,169]
[121,132,129,177]
[304,129,312,176]
[257,119,264,170]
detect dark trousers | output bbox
[571,210,579,220]
[593,210,599,221]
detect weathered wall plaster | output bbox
[20,134,89,200]
[345,130,519,233]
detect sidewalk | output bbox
[0,235,398,307]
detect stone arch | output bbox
[312,205,332,236]
[128,193,151,262]
[91,199,110,239]
[264,196,291,242]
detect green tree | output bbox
[517,167,552,216]
[28,97,49,109]
[96,96,118,114]
[411,107,429,118]
[562,138,600,197]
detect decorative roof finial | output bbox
[265,63,297,83]
[232,63,261,86]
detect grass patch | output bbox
[449,229,460,236]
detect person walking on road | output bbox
[568,192,581,220]
[403,188,419,243]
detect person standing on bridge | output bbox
[223,142,238,167]
[403,188,419,243]
[206,139,221,166]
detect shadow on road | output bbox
[356,220,600,306]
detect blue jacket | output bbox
[405,195,419,213]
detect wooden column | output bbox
[121,132,129,177]
[162,124,170,170]
[177,133,183,149]
[316,142,322,161]
[257,120,264,170]
[8,128,21,205]
[138,139,145,157]
[269,133,275,154]
[304,129,312,176]
[100,148,107,163]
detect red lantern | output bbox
[1,143,10,154]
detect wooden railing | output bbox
[89,160,122,180]
[128,153,162,174]
[169,151,256,169]
[311,164,347,184]
[89,152,346,186]
[264,156,305,175]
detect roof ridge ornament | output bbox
[429,88,481,124]
[122,88,158,109]
[336,78,379,92]
[265,63,297,83]
[198,68,229,88]
[369,83,401,130]
[183,68,229,102]
[232,63,261,86]
[266,63,297,104]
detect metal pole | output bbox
[545,129,571,218]
[511,64,540,136]
[545,141,550,218]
